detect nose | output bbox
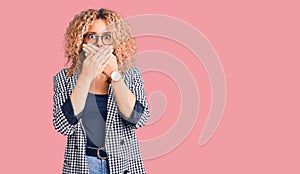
[95,37,105,48]
[95,42,104,48]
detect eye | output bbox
[103,34,111,40]
[88,34,96,39]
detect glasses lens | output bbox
[85,34,97,44]
[102,33,113,45]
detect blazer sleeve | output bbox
[52,69,77,136]
[124,67,151,129]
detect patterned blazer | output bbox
[52,67,150,174]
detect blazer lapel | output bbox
[105,83,117,135]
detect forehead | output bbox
[87,19,108,33]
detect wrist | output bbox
[110,70,122,83]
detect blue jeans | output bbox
[86,155,110,174]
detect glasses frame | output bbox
[83,31,114,45]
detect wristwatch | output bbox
[110,71,121,82]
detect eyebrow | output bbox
[85,31,111,36]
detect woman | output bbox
[52,8,150,174]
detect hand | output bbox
[103,53,118,79]
[80,44,114,83]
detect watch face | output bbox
[111,71,121,81]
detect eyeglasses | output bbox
[83,32,114,45]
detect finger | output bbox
[96,60,109,75]
[101,53,112,65]
[99,46,114,59]
[87,45,112,64]
[98,59,110,76]
[83,44,97,54]
[98,47,113,63]
[90,50,104,61]
[90,47,110,62]
[98,52,111,66]
[86,43,105,54]
[94,46,113,62]
[87,43,100,52]
[110,54,117,61]
[83,44,96,54]
[84,50,96,61]
[85,45,108,61]
[82,47,90,56]
[82,47,88,53]
[102,58,110,69]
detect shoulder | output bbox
[123,67,144,86]
[124,66,142,77]
[53,68,69,79]
[122,67,143,86]
[53,68,69,87]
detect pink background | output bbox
[1,0,299,173]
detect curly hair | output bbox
[63,8,137,77]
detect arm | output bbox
[111,78,136,118]
[52,69,78,136]
[112,67,150,129]
[52,69,92,136]
[69,75,91,116]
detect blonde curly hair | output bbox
[63,8,136,77]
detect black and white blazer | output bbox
[52,67,150,174]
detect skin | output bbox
[70,19,136,118]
